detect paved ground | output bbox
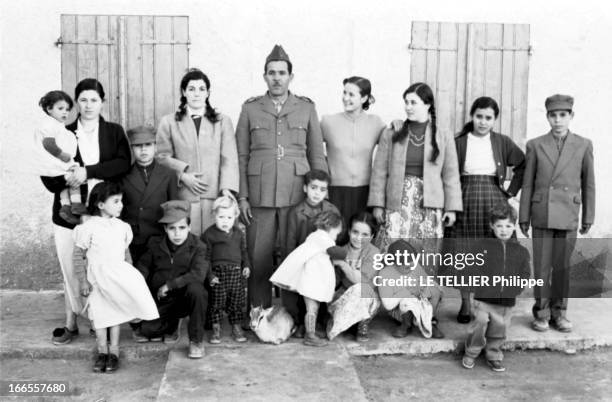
[1,290,612,400]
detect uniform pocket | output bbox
[247,160,263,205]
[250,120,271,146]
[287,117,308,145]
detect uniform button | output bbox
[564,187,568,190]
[497,162,501,165]
[277,131,281,135]
[278,119,282,123]
[139,207,143,211]
[550,186,554,189]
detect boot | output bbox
[392,312,412,338]
[356,319,370,342]
[292,324,305,339]
[303,314,327,347]
[209,323,221,344]
[232,324,247,343]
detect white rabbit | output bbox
[249,305,296,345]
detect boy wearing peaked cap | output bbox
[519,94,595,333]
[121,126,178,264]
[135,200,211,359]
[235,44,328,308]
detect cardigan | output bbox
[41,116,131,229]
[321,112,385,187]
[201,225,251,268]
[455,131,525,197]
[368,125,462,212]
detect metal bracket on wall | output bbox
[54,37,116,48]
[480,45,533,55]
[408,43,457,52]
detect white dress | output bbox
[270,230,336,303]
[30,113,78,176]
[73,216,159,329]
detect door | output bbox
[60,15,189,130]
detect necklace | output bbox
[408,131,425,146]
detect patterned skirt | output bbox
[450,175,508,239]
[373,175,444,252]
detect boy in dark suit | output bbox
[121,126,178,264]
[519,94,595,333]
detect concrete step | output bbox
[156,343,368,402]
[2,290,612,362]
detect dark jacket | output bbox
[286,199,340,254]
[120,161,179,245]
[472,238,531,307]
[455,131,526,197]
[136,233,210,294]
[41,117,131,229]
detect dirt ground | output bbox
[2,349,611,401]
[1,355,166,401]
[352,349,612,401]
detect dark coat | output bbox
[519,131,595,230]
[455,131,526,197]
[121,162,179,245]
[41,116,131,229]
[136,233,211,294]
[473,238,531,307]
[286,199,340,254]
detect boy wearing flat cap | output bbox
[135,200,210,359]
[121,126,178,264]
[519,94,595,333]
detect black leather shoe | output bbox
[93,353,107,373]
[105,353,119,373]
[457,313,471,324]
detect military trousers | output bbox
[247,206,290,307]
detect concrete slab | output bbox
[2,289,611,361]
[156,344,368,402]
[0,290,168,360]
[337,290,612,355]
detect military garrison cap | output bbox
[266,44,291,64]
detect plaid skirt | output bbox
[374,175,443,252]
[450,175,508,239]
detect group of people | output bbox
[35,44,595,374]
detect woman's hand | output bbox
[239,198,253,225]
[373,207,385,225]
[157,284,169,299]
[390,119,404,132]
[181,172,208,195]
[442,211,456,227]
[66,167,87,187]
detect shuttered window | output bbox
[60,15,189,129]
[409,21,531,145]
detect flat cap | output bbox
[127,126,156,145]
[545,94,574,112]
[159,200,191,224]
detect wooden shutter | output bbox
[409,21,531,145]
[60,15,189,129]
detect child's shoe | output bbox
[59,206,80,225]
[209,324,221,344]
[292,324,305,339]
[487,360,506,372]
[531,317,550,332]
[52,326,78,345]
[550,317,573,333]
[93,353,107,373]
[188,342,204,359]
[164,319,182,344]
[356,320,370,342]
[232,324,247,343]
[431,318,445,339]
[106,354,119,373]
[303,314,327,347]
[132,329,149,343]
[462,355,475,369]
[392,312,412,338]
[71,203,89,216]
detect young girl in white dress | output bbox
[74,181,159,373]
[270,210,345,346]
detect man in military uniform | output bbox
[236,45,328,307]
